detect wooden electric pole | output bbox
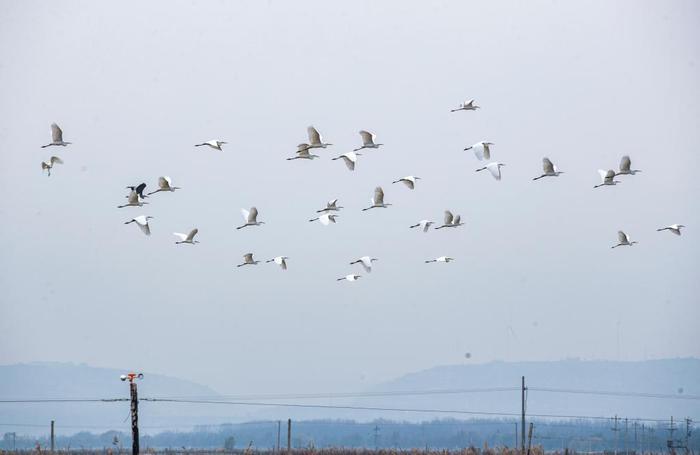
[130,381,139,455]
[276,421,281,454]
[50,420,55,452]
[121,373,143,455]
[521,376,526,455]
[526,422,534,455]
[287,418,291,454]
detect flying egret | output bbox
[118,189,148,208]
[308,213,339,225]
[174,229,199,245]
[41,156,63,176]
[237,207,265,230]
[435,211,464,229]
[337,274,361,282]
[594,169,620,188]
[425,256,455,263]
[409,220,435,233]
[475,162,506,180]
[612,231,638,248]
[451,99,479,112]
[533,158,563,180]
[317,199,343,213]
[616,156,641,176]
[657,224,685,236]
[287,144,319,160]
[392,176,421,190]
[307,126,332,149]
[332,152,361,171]
[350,256,378,273]
[147,176,180,195]
[41,123,71,148]
[266,256,289,270]
[353,131,383,151]
[126,183,148,200]
[464,142,493,161]
[362,187,392,211]
[237,253,259,267]
[124,216,153,236]
[195,140,226,151]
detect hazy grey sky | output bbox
[0,0,698,395]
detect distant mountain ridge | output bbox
[1,359,698,434]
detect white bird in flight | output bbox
[124,215,153,236]
[337,274,361,282]
[147,176,181,195]
[435,211,464,229]
[657,224,685,236]
[392,176,421,190]
[350,256,379,273]
[611,231,638,248]
[174,229,199,245]
[409,219,435,233]
[317,199,343,213]
[362,187,392,211]
[616,156,641,176]
[237,253,259,267]
[451,99,479,112]
[237,207,265,230]
[266,256,289,270]
[594,169,620,188]
[287,144,319,160]
[125,183,148,201]
[476,162,506,180]
[41,156,63,176]
[41,123,71,148]
[353,131,383,151]
[195,140,226,151]
[464,141,493,161]
[425,256,455,263]
[332,152,361,171]
[307,126,332,149]
[533,158,563,180]
[308,213,339,225]
[118,189,149,208]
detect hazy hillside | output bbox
[2,359,698,435]
[359,358,700,420]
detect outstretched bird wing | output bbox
[50,123,63,142]
[444,210,454,225]
[248,207,259,223]
[620,155,631,172]
[307,126,322,145]
[617,231,628,243]
[542,157,554,173]
[359,130,375,146]
[373,187,384,205]
[186,228,198,241]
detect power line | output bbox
[530,387,700,401]
[0,398,127,403]
[140,397,696,423]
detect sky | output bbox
[0,0,699,396]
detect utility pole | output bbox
[287,419,291,454]
[526,422,534,455]
[521,376,526,455]
[50,420,55,452]
[634,421,638,455]
[515,423,518,450]
[668,416,677,455]
[625,418,629,455]
[276,421,281,454]
[683,418,692,455]
[120,372,143,455]
[373,425,380,449]
[612,415,621,455]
